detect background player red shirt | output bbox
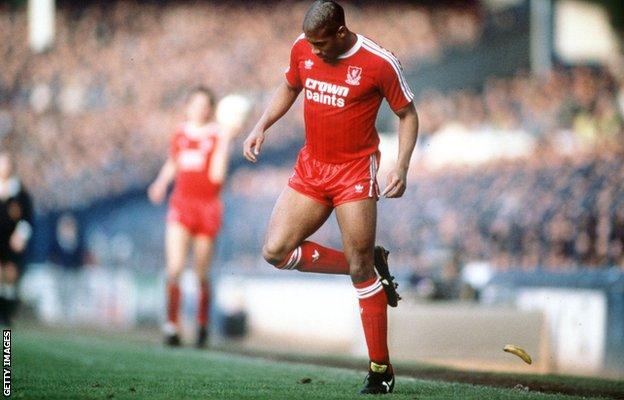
[285,33,414,163]
[150,86,245,348]
[169,122,222,201]
[168,122,224,239]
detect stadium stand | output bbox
[0,1,482,209]
[1,1,623,273]
[227,151,624,273]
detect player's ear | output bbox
[336,26,347,39]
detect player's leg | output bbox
[262,186,349,274]
[0,260,19,325]
[0,263,3,325]
[191,234,214,348]
[335,199,394,394]
[1,261,19,326]
[164,221,192,345]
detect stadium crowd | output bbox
[1,1,623,272]
[417,66,624,149]
[0,0,481,210]
[228,151,624,273]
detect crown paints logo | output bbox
[304,78,350,107]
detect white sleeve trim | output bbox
[361,38,414,102]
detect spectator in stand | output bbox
[0,150,33,325]
[49,212,88,270]
[1,1,482,210]
[1,1,623,274]
[226,151,624,272]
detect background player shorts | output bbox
[0,245,22,267]
[288,146,381,207]
[167,195,222,238]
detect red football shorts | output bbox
[167,195,222,238]
[288,147,381,207]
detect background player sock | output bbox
[166,280,181,329]
[197,279,210,328]
[277,241,349,275]
[354,276,391,367]
[1,284,17,324]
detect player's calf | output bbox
[266,241,350,275]
[164,279,182,347]
[346,252,376,283]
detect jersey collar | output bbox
[337,34,363,59]
[184,121,218,139]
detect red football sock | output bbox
[277,241,349,275]
[197,279,211,328]
[354,277,390,366]
[167,280,181,327]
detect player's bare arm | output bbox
[209,127,240,183]
[8,194,32,254]
[148,158,177,204]
[382,102,419,199]
[243,82,301,163]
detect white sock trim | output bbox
[355,278,383,299]
[163,322,178,335]
[281,247,301,270]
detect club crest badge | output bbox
[346,66,362,86]
[304,59,314,70]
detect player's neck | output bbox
[188,119,214,129]
[185,119,216,140]
[338,31,358,56]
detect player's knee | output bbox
[349,264,374,283]
[3,264,19,283]
[347,252,375,282]
[167,268,183,281]
[262,243,289,267]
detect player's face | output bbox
[186,93,213,124]
[305,26,346,63]
[0,154,13,180]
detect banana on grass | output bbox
[503,344,532,364]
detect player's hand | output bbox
[148,181,167,204]
[9,231,27,253]
[243,128,266,163]
[382,167,407,198]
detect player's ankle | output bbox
[370,361,392,374]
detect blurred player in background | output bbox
[0,151,33,326]
[149,87,241,347]
[243,0,419,394]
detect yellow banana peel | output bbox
[503,344,532,365]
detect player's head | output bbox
[0,151,14,180]
[302,1,349,63]
[186,86,216,124]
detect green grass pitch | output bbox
[11,326,624,399]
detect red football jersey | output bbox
[169,122,222,200]
[285,33,414,163]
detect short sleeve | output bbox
[378,56,414,112]
[284,39,303,89]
